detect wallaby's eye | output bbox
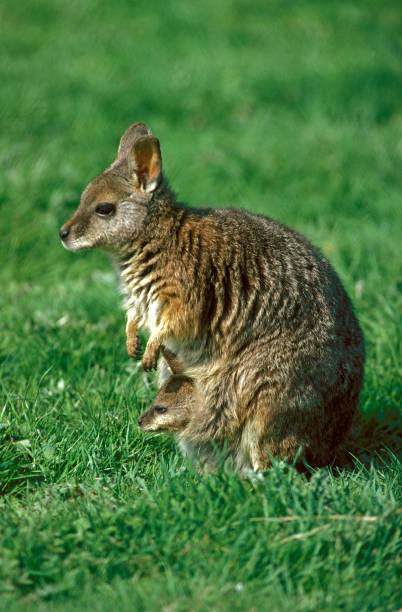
[95,203,115,217]
[155,406,167,414]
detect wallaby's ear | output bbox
[161,346,184,375]
[128,135,162,193]
[117,122,152,160]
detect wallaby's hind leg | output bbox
[241,422,271,472]
[241,400,306,472]
[250,444,271,472]
[249,432,307,472]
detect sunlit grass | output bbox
[0,0,401,610]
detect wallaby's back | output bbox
[121,201,364,468]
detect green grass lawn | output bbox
[0,1,401,610]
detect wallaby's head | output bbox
[59,122,163,253]
[138,348,196,433]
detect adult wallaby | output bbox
[60,122,364,469]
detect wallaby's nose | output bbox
[138,416,143,426]
[59,227,70,240]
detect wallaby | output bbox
[138,347,254,472]
[138,348,194,434]
[60,122,365,469]
[138,349,366,473]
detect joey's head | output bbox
[138,376,195,433]
[59,122,163,253]
[138,348,196,433]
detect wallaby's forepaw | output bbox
[127,334,142,360]
[142,343,160,371]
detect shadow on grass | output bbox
[0,434,44,496]
[334,408,402,470]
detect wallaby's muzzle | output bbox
[59,227,70,240]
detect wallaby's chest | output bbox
[120,268,161,333]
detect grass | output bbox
[0,0,401,610]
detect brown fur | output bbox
[60,122,365,470]
[137,348,249,471]
[138,377,194,434]
[138,349,195,434]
